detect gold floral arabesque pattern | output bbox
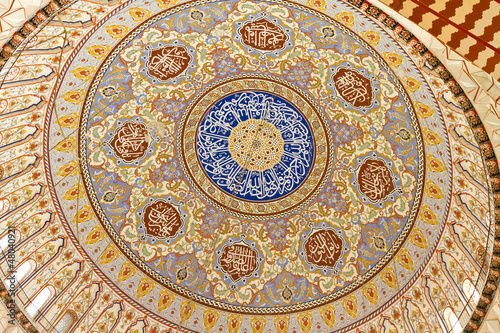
[228,118,285,172]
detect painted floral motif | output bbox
[67,0,431,313]
[227,118,284,172]
[0,0,493,330]
[282,60,313,89]
[24,0,486,331]
[213,50,242,77]
[179,78,330,218]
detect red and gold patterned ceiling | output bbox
[380,0,500,82]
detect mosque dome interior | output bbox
[0,0,499,332]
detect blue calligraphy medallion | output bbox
[196,91,315,201]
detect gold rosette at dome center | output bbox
[228,119,285,172]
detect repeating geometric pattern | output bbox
[379,0,500,82]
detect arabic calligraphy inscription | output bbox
[110,121,150,162]
[241,18,287,51]
[146,45,191,81]
[358,158,395,201]
[333,68,373,108]
[219,243,258,282]
[304,229,344,269]
[196,91,314,201]
[143,200,183,239]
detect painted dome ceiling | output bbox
[0,0,498,332]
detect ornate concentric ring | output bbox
[60,0,446,322]
[178,75,332,219]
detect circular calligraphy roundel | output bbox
[178,75,332,219]
[196,90,315,201]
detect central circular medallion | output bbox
[198,90,314,201]
[228,118,285,172]
[179,75,331,219]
